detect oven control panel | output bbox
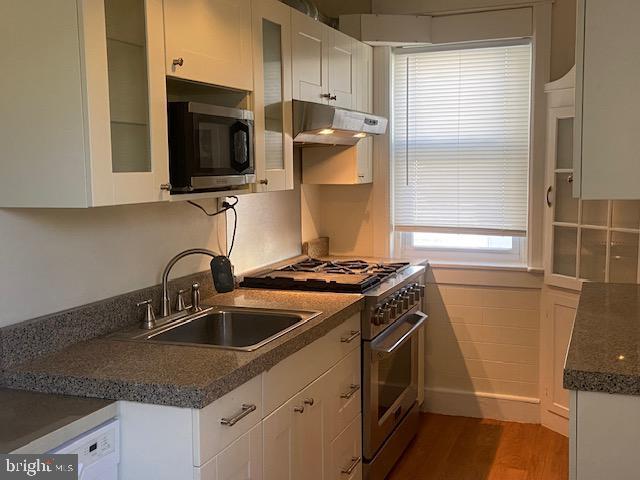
[372,283,425,326]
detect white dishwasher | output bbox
[49,418,120,480]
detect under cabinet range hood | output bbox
[293,100,388,146]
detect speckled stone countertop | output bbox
[0,389,116,453]
[4,289,363,409]
[564,283,640,395]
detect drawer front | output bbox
[194,423,262,480]
[194,374,263,466]
[322,347,361,442]
[263,312,361,416]
[326,415,362,480]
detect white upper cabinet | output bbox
[301,41,373,185]
[354,43,373,114]
[252,0,294,192]
[326,29,356,109]
[163,0,253,91]
[0,0,169,207]
[291,9,329,104]
[292,10,365,110]
[574,0,640,199]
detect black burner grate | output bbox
[240,258,411,293]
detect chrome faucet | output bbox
[161,248,217,317]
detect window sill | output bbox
[428,261,540,273]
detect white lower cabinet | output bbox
[540,286,578,436]
[570,390,640,480]
[263,347,362,480]
[263,378,327,480]
[118,313,362,480]
[326,415,362,480]
[196,423,263,480]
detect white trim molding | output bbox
[423,387,541,423]
[427,264,544,289]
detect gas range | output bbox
[240,257,426,339]
[241,256,427,479]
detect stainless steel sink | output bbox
[118,306,321,351]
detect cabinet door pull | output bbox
[546,185,553,207]
[172,57,184,67]
[294,405,305,413]
[340,330,360,343]
[220,404,256,427]
[341,456,361,475]
[340,384,360,400]
[321,93,337,101]
[303,397,314,406]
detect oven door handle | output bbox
[370,311,427,354]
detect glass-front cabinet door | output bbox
[84,0,170,205]
[545,107,640,288]
[251,0,294,192]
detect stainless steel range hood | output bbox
[293,100,388,146]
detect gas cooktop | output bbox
[239,258,411,293]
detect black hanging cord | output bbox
[227,206,238,258]
[187,196,239,258]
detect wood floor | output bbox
[387,413,568,480]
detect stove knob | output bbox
[393,295,403,314]
[402,291,411,310]
[418,284,426,299]
[382,304,392,324]
[389,301,398,318]
[410,285,420,303]
[372,307,382,325]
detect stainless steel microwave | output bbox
[168,102,255,193]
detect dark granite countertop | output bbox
[3,289,363,409]
[564,283,640,395]
[0,389,116,453]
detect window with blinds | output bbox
[393,41,532,237]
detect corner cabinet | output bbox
[118,313,363,480]
[163,0,253,92]
[0,0,170,207]
[544,67,640,289]
[251,0,294,192]
[540,286,578,436]
[574,0,640,199]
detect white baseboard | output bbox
[423,387,541,424]
[540,408,569,436]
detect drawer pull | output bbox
[340,330,360,343]
[340,384,361,400]
[341,456,361,475]
[220,404,256,427]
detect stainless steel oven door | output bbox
[363,308,427,460]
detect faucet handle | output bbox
[175,289,188,312]
[191,283,202,312]
[136,299,156,330]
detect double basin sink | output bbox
[113,306,321,352]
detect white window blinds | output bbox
[393,41,532,236]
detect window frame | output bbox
[390,39,533,266]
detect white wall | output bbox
[301,183,375,256]
[424,268,542,422]
[0,188,301,328]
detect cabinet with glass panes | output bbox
[544,68,640,290]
